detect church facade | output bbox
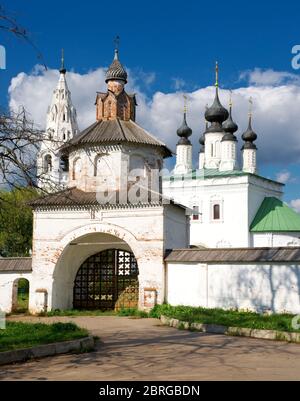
[1,50,300,315]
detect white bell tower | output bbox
[174,96,193,175]
[204,63,229,169]
[242,100,258,174]
[37,50,78,191]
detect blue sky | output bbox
[1,0,300,204]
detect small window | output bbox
[44,154,52,173]
[60,155,69,172]
[192,206,199,221]
[213,204,220,220]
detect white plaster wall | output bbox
[166,263,207,306]
[164,175,250,248]
[174,144,192,175]
[163,174,284,249]
[68,144,164,193]
[252,232,300,247]
[166,262,300,314]
[0,272,32,313]
[30,203,188,313]
[204,132,223,168]
[163,205,190,250]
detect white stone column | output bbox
[219,141,237,171]
[199,152,205,169]
[243,148,257,174]
[174,144,193,175]
[204,132,223,169]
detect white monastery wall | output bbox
[166,262,300,314]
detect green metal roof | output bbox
[163,169,284,186]
[250,197,300,233]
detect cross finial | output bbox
[114,35,120,50]
[59,48,66,74]
[183,94,188,114]
[229,90,233,109]
[248,97,253,118]
[215,61,219,88]
[113,36,120,60]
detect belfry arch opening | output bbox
[52,231,141,311]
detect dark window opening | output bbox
[60,155,69,172]
[192,206,199,221]
[213,204,220,220]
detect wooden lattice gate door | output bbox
[73,249,139,310]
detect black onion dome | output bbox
[205,88,229,126]
[105,49,128,83]
[177,113,192,145]
[222,106,238,142]
[241,116,257,150]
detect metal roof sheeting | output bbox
[62,119,172,157]
[0,258,32,272]
[250,197,300,232]
[165,247,300,263]
[28,187,168,208]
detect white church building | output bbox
[1,50,300,315]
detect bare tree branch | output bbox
[0,5,47,69]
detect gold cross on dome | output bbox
[215,61,219,88]
[114,35,120,51]
[249,97,253,117]
[183,94,188,114]
[229,90,233,108]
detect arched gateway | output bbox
[73,249,139,310]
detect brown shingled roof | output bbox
[0,257,32,272]
[28,187,165,208]
[165,247,300,263]
[61,118,172,157]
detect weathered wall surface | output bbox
[28,203,188,313]
[166,262,300,314]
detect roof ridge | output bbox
[116,118,128,141]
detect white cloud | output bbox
[291,199,300,213]
[8,66,300,166]
[171,77,186,90]
[276,170,291,184]
[240,68,300,86]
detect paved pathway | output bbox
[1,316,300,381]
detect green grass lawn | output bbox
[0,322,88,352]
[41,308,148,318]
[150,304,300,333]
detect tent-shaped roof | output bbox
[61,118,172,158]
[250,197,300,232]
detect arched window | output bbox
[129,155,145,178]
[60,155,69,172]
[51,105,57,121]
[94,155,113,177]
[213,204,220,220]
[73,158,82,180]
[44,154,52,173]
